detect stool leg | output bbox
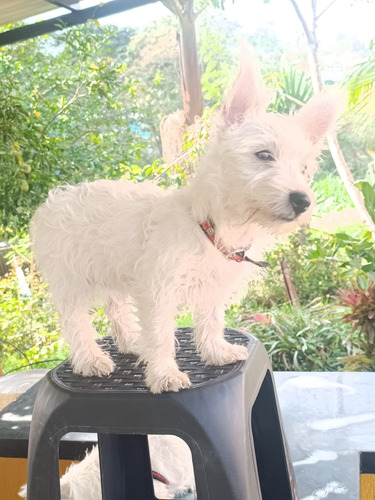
[98,434,155,500]
[182,371,295,500]
[185,431,260,500]
[251,371,295,500]
[27,416,61,500]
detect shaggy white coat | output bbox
[30,47,340,394]
[19,435,195,499]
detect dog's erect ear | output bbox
[222,43,269,126]
[295,93,342,144]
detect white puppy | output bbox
[19,435,196,499]
[30,47,340,393]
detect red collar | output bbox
[199,219,270,267]
[152,471,168,485]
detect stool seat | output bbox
[27,327,298,500]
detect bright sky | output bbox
[101,0,374,48]
[26,0,374,49]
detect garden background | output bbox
[0,0,374,376]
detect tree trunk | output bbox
[281,258,300,306]
[327,133,375,233]
[162,0,203,125]
[289,0,375,235]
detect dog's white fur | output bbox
[19,435,196,499]
[30,47,340,393]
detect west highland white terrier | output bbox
[19,435,196,499]
[30,47,340,394]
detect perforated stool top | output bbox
[52,327,256,393]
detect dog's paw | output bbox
[200,341,248,366]
[72,351,115,377]
[146,367,191,394]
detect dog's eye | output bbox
[256,150,276,162]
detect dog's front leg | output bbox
[136,297,191,394]
[193,304,248,366]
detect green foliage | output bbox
[239,303,350,371]
[250,228,346,307]
[345,56,375,107]
[318,123,373,180]
[343,38,375,150]
[267,68,314,114]
[0,235,66,373]
[176,302,350,373]
[306,229,375,290]
[0,267,68,374]
[0,23,151,236]
[182,108,213,161]
[123,18,182,161]
[306,182,375,290]
[356,180,375,224]
[198,15,238,108]
[175,300,351,372]
[312,173,354,216]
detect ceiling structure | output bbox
[0,0,158,46]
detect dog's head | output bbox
[196,45,341,235]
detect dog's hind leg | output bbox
[58,300,115,377]
[105,295,140,355]
[193,303,248,366]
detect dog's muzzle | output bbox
[289,191,311,216]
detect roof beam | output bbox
[45,1,77,12]
[0,0,158,46]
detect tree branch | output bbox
[327,133,375,235]
[290,0,375,236]
[317,0,338,20]
[289,0,315,45]
[162,0,185,23]
[153,150,190,183]
[70,129,95,144]
[43,84,85,133]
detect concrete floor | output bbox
[1,370,374,499]
[275,371,375,500]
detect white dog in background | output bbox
[30,46,340,394]
[20,435,196,499]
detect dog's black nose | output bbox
[289,191,311,216]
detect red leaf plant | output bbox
[336,282,375,370]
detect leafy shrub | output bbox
[267,68,314,114]
[0,267,68,374]
[249,228,346,307]
[0,23,153,237]
[312,173,354,216]
[305,182,375,290]
[238,302,350,371]
[176,301,351,372]
[336,283,375,371]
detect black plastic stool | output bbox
[27,327,298,500]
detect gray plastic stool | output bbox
[27,327,298,500]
